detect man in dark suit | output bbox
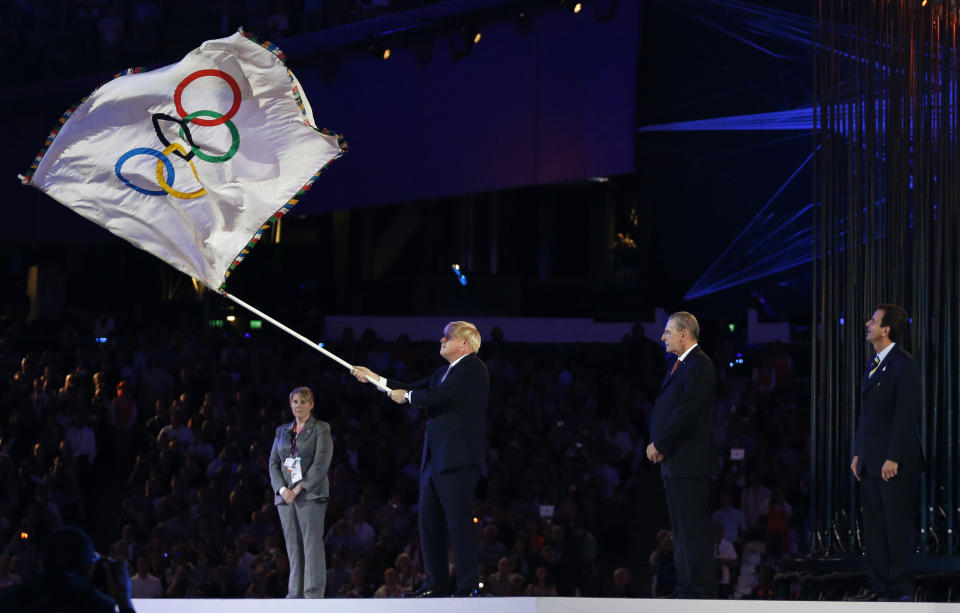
[352,321,488,597]
[646,311,717,598]
[850,304,923,602]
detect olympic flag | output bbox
[22,31,345,291]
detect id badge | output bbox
[284,456,303,483]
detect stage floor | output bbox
[131,596,960,612]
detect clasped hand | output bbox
[850,455,899,481]
[646,442,664,463]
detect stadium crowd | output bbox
[0,300,808,598]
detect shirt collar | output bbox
[447,353,470,369]
[678,343,699,363]
[876,342,896,364]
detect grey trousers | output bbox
[277,497,327,598]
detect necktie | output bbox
[670,359,681,376]
[868,354,881,378]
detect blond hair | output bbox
[668,311,700,341]
[289,386,314,404]
[446,321,481,353]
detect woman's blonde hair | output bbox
[289,386,314,404]
[446,321,481,353]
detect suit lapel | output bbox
[660,365,680,390]
[862,348,899,394]
[291,417,316,454]
[438,354,471,385]
[660,349,699,391]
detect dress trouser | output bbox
[860,473,918,599]
[277,497,327,598]
[419,463,481,594]
[664,476,717,598]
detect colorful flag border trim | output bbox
[220,31,348,291]
[20,67,146,185]
[219,129,347,292]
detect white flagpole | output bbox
[222,292,392,393]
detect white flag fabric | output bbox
[24,31,344,290]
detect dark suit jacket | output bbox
[268,416,334,504]
[650,346,717,478]
[388,353,489,473]
[854,344,923,477]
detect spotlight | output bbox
[448,25,481,59]
[369,42,391,60]
[226,315,237,322]
[447,29,472,59]
[516,1,533,35]
[452,264,468,286]
[562,0,583,14]
[461,25,481,47]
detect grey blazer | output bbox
[268,416,333,505]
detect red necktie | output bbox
[670,360,680,375]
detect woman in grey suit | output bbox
[269,386,333,598]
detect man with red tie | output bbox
[850,304,923,602]
[646,311,717,598]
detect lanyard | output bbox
[290,424,303,457]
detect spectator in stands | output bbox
[373,567,405,597]
[649,529,676,597]
[478,524,508,570]
[130,556,162,598]
[765,489,792,560]
[611,567,636,597]
[507,572,526,596]
[526,565,557,596]
[750,564,775,599]
[485,556,514,596]
[338,565,372,597]
[394,552,423,591]
[0,553,21,590]
[713,524,738,599]
[712,493,747,545]
[741,472,771,532]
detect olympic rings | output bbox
[179,110,240,163]
[155,143,206,199]
[116,68,243,199]
[116,148,176,196]
[153,113,197,161]
[174,70,241,126]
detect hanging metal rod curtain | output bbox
[813,0,958,557]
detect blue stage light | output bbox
[685,152,816,299]
[452,264,468,286]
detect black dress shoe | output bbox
[454,586,481,597]
[406,587,448,598]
